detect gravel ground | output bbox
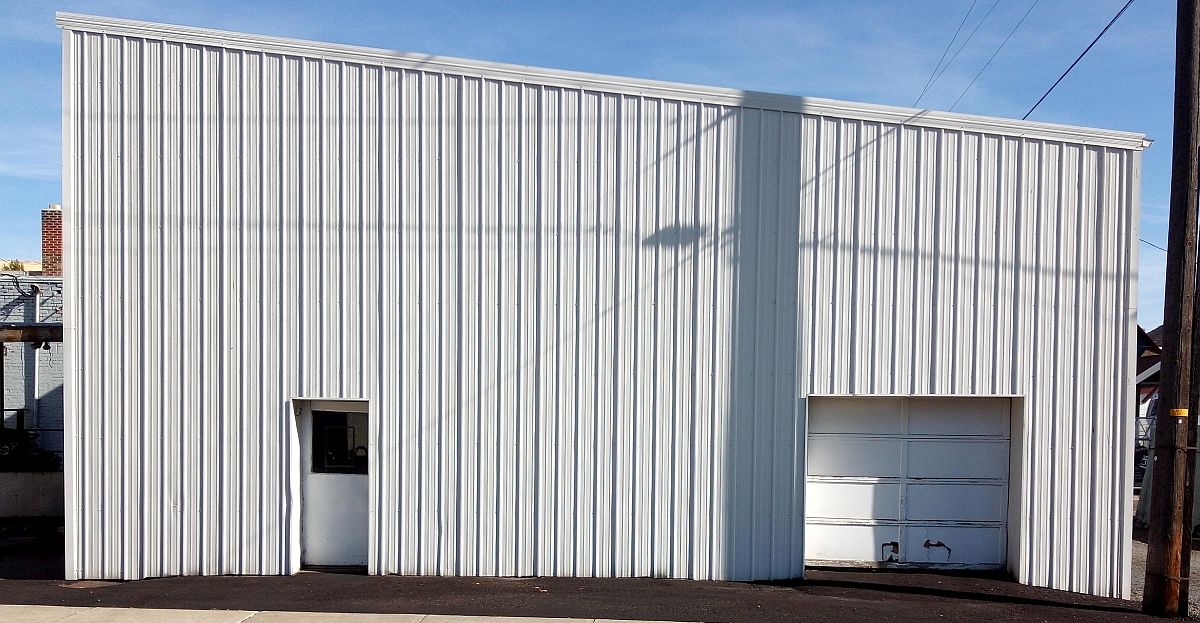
[1129,537,1200,612]
[1130,493,1200,615]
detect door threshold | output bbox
[300,565,368,575]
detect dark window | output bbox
[311,410,368,474]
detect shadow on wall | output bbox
[634,103,875,578]
[634,105,870,579]
[640,104,804,578]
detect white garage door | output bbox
[805,396,1010,569]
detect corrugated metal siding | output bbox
[61,19,1140,598]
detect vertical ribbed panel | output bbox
[62,23,1141,598]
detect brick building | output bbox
[1,204,65,456]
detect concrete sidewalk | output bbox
[3,606,686,623]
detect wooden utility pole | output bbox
[1145,0,1200,616]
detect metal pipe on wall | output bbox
[1,343,5,430]
[31,283,41,434]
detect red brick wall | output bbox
[42,206,62,276]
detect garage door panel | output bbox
[807,397,903,434]
[905,483,1007,522]
[806,524,901,562]
[900,525,1003,566]
[809,437,903,478]
[807,481,901,521]
[906,440,1008,479]
[907,398,1010,437]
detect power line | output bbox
[915,0,1001,107]
[926,1,1001,99]
[913,0,979,107]
[1141,238,1169,253]
[950,0,1041,111]
[1023,0,1137,119]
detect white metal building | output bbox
[59,13,1146,598]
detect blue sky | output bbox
[0,0,1175,327]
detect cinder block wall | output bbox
[1,276,65,454]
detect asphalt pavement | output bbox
[1,605,687,623]
[0,533,1170,622]
[0,567,1167,622]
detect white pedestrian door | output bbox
[299,403,370,567]
[805,397,1010,568]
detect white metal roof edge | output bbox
[1136,362,1161,385]
[56,12,1150,151]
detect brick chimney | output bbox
[42,204,62,277]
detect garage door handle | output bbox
[923,539,952,555]
[881,540,899,562]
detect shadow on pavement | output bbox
[0,528,64,581]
